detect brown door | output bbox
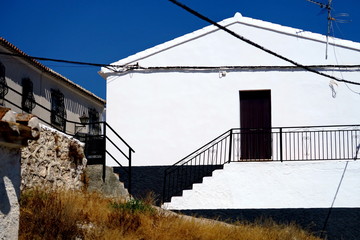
[240,90,272,160]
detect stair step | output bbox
[193,178,203,184]
[165,166,228,206]
[191,176,216,191]
[163,165,226,204]
[165,195,183,205]
[183,185,194,190]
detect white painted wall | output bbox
[163,161,360,209]
[103,13,360,166]
[0,146,21,240]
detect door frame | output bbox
[239,90,272,160]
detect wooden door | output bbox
[240,90,272,160]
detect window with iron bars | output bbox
[21,78,36,113]
[51,89,66,130]
[0,61,9,106]
[88,107,101,135]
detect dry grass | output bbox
[19,189,322,240]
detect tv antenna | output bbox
[306,0,350,59]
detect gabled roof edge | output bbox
[100,12,360,76]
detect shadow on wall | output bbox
[0,177,11,215]
[0,147,21,216]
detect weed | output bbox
[19,188,83,240]
[110,199,155,214]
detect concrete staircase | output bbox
[163,161,360,210]
[163,164,227,209]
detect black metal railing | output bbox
[163,125,360,203]
[163,129,233,203]
[1,81,135,193]
[75,122,135,193]
[103,123,135,194]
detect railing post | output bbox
[128,149,132,195]
[280,127,283,162]
[228,129,233,163]
[162,170,167,203]
[102,122,106,182]
[63,117,66,133]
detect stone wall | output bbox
[21,125,87,191]
[0,107,127,239]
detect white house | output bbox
[100,13,360,239]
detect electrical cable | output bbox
[167,0,360,86]
[2,50,358,74]
[136,64,360,71]
[0,51,124,68]
[320,161,349,239]
[330,22,360,95]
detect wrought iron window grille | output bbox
[21,78,36,113]
[88,107,101,135]
[50,88,66,130]
[0,61,9,104]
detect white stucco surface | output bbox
[163,160,360,210]
[102,13,360,166]
[0,146,21,240]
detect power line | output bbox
[167,0,360,86]
[0,51,123,68]
[135,64,360,71]
[320,161,349,239]
[3,50,359,75]
[330,23,360,95]
[3,50,359,76]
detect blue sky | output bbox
[2,0,359,99]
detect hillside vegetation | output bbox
[19,189,322,240]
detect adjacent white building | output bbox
[0,37,106,135]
